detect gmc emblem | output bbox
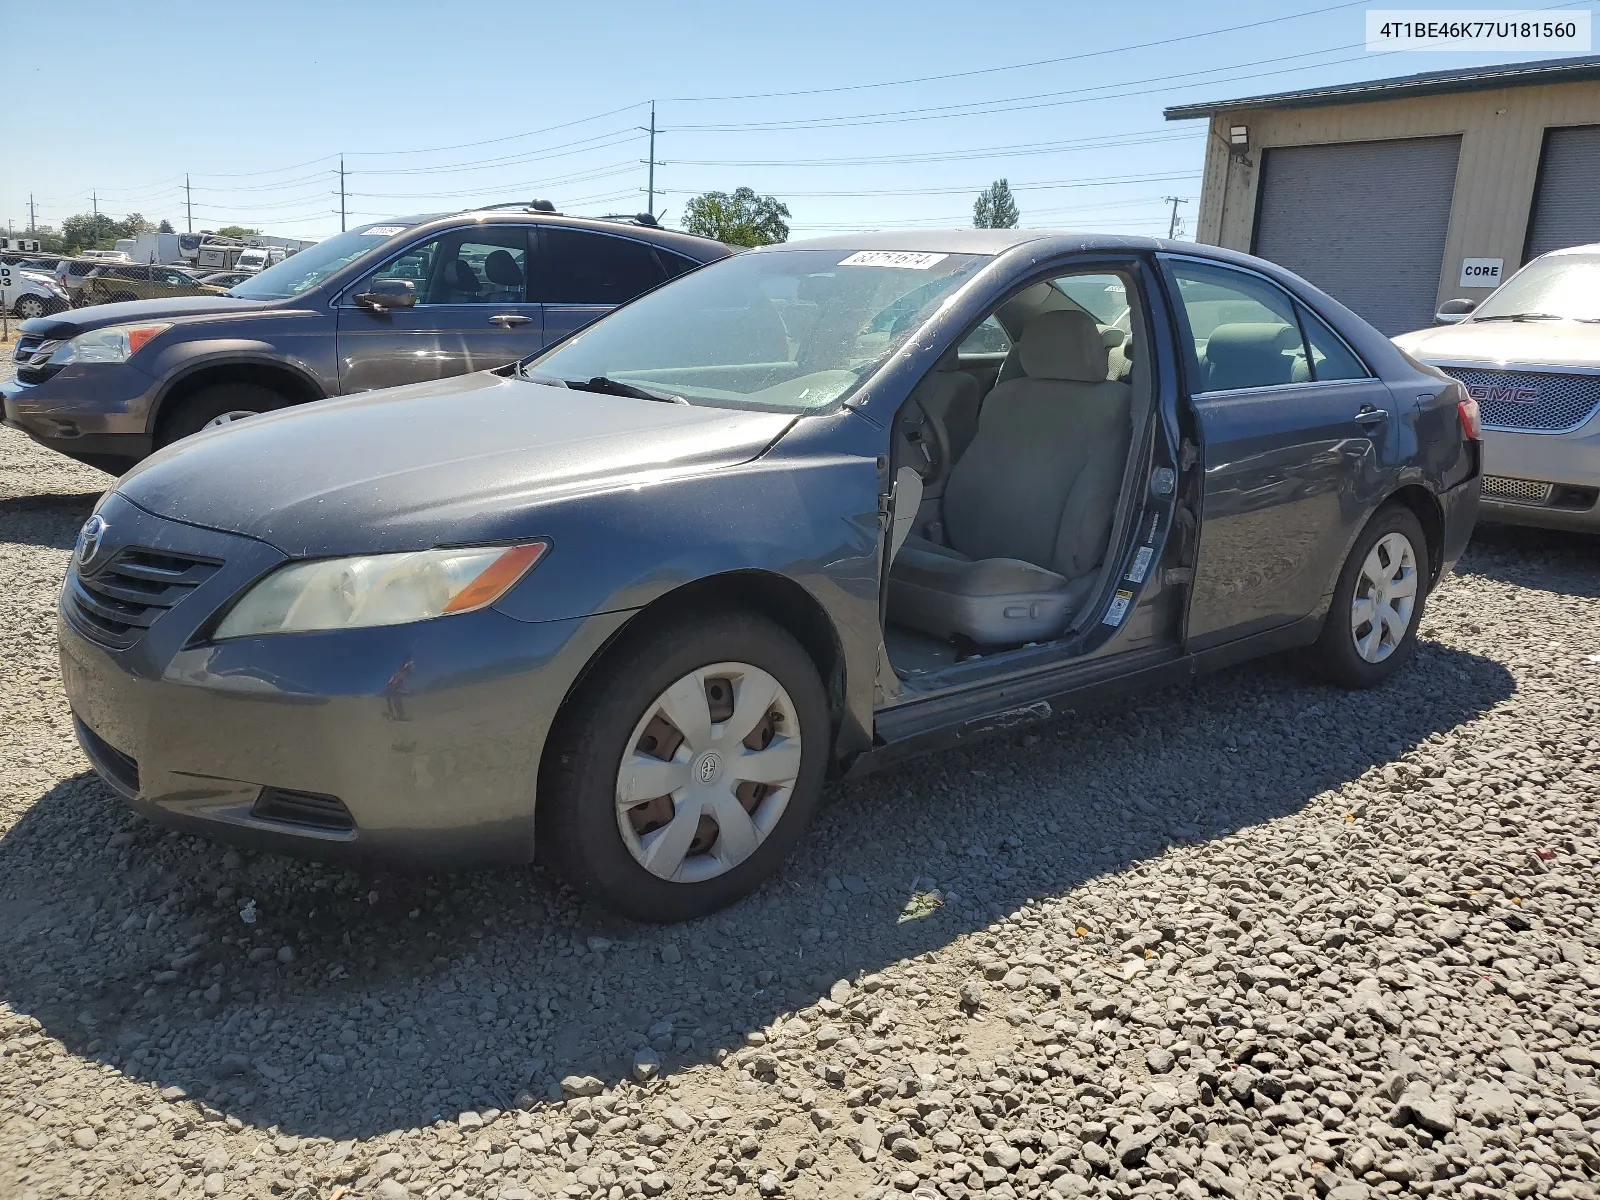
[1466,383,1540,405]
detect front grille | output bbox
[1482,476,1554,505]
[252,788,356,832]
[74,716,140,796]
[1439,366,1600,434]
[13,334,63,383]
[66,547,221,649]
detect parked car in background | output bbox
[234,246,286,274]
[198,270,254,289]
[78,249,132,264]
[57,258,109,307]
[57,231,1479,920]
[79,264,224,305]
[1394,242,1600,532]
[0,260,71,319]
[3,207,731,472]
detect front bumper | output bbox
[2,360,160,463]
[60,494,633,869]
[1478,421,1600,532]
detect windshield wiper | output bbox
[1474,312,1563,322]
[564,376,689,404]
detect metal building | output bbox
[1166,55,1600,335]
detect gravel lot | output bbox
[2,395,1599,1200]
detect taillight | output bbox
[1458,397,1482,440]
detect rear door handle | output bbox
[1355,405,1388,424]
[488,313,533,328]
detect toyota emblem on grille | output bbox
[75,515,108,568]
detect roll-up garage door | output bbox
[1252,135,1461,336]
[1525,125,1600,259]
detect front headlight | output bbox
[214,542,549,639]
[47,322,173,365]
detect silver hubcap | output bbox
[203,410,260,429]
[1351,531,1418,663]
[616,662,802,884]
[18,299,43,317]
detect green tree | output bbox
[681,188,790,247]
[214,225,259,239]
[973,179,1020,229]
[60,212,120,252]
[119,212,155,236]
[157,219,175,234]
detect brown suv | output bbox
[81,264,224,306]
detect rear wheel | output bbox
[1310,504,1429,689]
[156,383,288,448]
[540,610,829,922]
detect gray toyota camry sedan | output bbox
[60,231,1480,921]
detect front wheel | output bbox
[1310,504,1429,689]
[539,610,829,922]
[13,294,47,320]
[156,383,288,448]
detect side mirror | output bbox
[1434,297,1477,325]
[355,278,417,311]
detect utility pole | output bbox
[186,174,193,233]
[93,191,100,249]
[339,157,347,232]
[647,102,657,217]
[28,194,36,233]
[1163,196,1189,240]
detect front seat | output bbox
[482,249,524,301]
[888,309,1132,645]
[448,258,481,302]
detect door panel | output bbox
[336,227,543,395]
[1166,257,1397,649]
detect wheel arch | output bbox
[1385,483,1445,583]
[541,569,850,782]
[151,358,326,437]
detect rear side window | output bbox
[534,229,663,305]
[656,249,700,281]
[1169,260,1308,393]
[1296,303,1370,381]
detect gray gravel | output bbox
[2,416,1599,1200]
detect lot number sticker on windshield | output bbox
[363,226,407,237]
[839,251,949,270]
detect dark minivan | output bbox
[3,207,732,471]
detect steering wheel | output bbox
[902,396,950,485]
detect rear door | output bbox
[1163,256,1398,649]
[336,225,543,394]
[534,226,670,345]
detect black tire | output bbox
[13,294,46,320]
[539,608,830,923]
[156,383,288,448]
[110,291,138,304]
[1310,503,1430,689]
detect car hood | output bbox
[1393,319,1600,369]
[18,294,272,339]
[115,371,798,556]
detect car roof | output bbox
[390,209,734,260]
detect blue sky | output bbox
[7,1,1584,243]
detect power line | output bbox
[659,0,1369,102]
[664,44,1372,133]
[662,130,1201,169]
